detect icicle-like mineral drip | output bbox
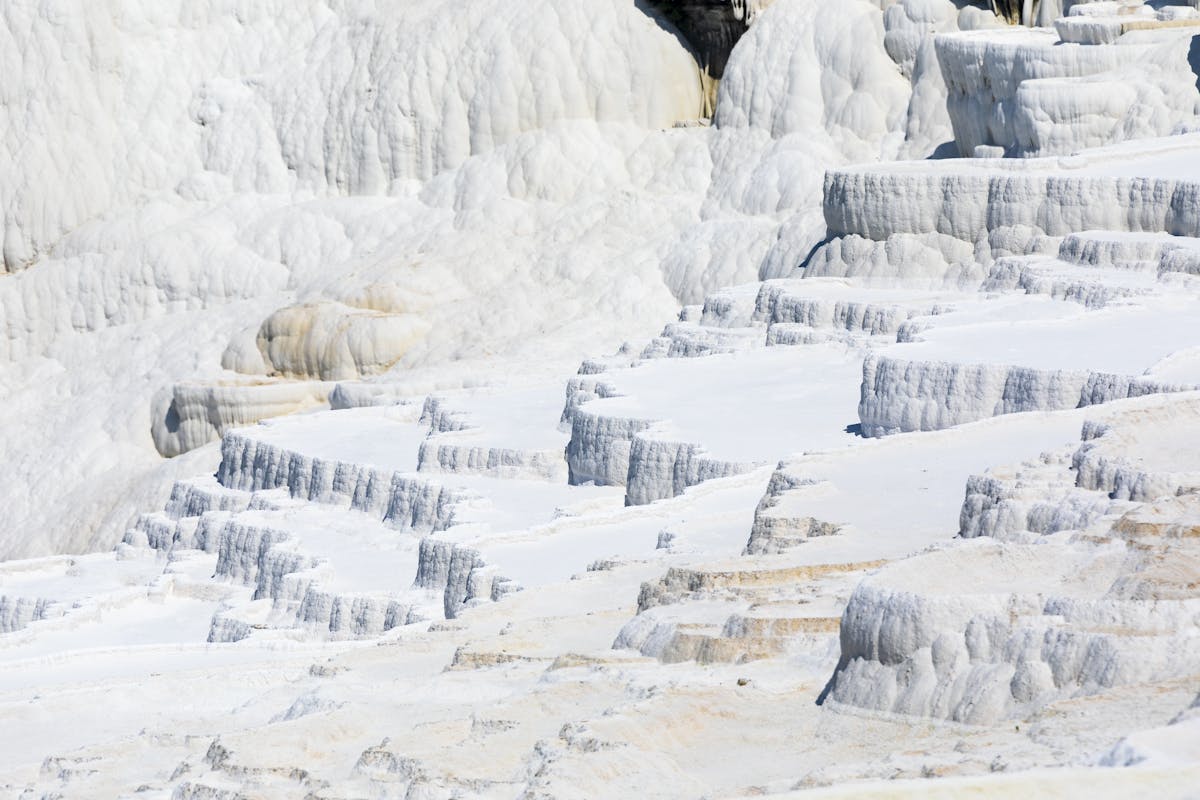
[731,0,771,25]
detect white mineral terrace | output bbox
[881,294,1200,373]
[4,0,1200,797]
[575,343,863,462]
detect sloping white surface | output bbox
[3,1,1200,797]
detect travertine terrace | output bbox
[2,1,1199,798]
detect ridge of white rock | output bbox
[819,133,1200,287]
[857,283,1200,435]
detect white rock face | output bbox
[563,342,862,503]
[416,388,572,482]
[215,429,471,532]
[151,378,333,457]
[201,504,426,642]
[0,594,59,635]
[716,0,911,162]
[857,353,1193,436]
[937,26,1200,156]
[823,135,1200,266]
[824,395,1200,724]
[6,2,1200,798]
[3,0,960,556]
[0,0,702,274]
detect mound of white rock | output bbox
[823,392,1200,724]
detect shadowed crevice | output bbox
[637,0,751,80]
